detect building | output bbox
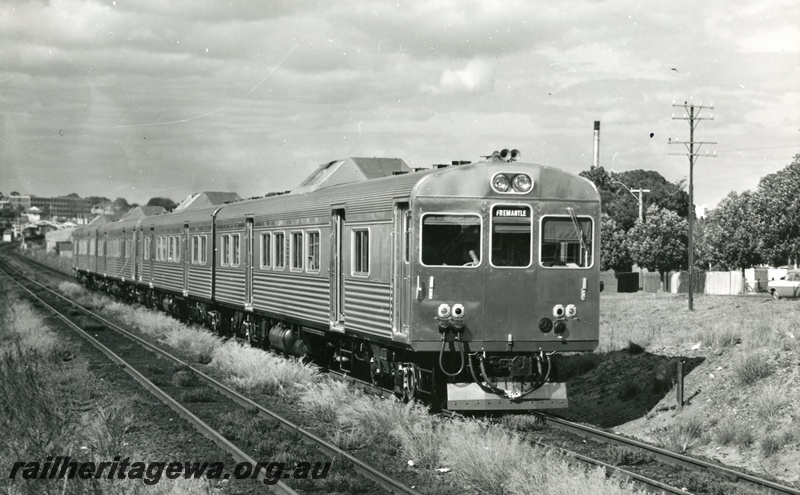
[3,194,93,219]
[45,227,74,255]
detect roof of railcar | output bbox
[103,215,143,235]
[137,204,219,229]
[215,160,598,222]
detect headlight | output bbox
[512,174,532,193]
[492,174,510,192]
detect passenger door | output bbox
[244,217,254,310]
[329,207,345,332]
[392,202,411,339]
[182,223,190,296]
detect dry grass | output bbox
[598,292,800,353]
[162,326,220,364]
[0,297,60,357]
[752,384,789,422]
[440,419,643,495]
[298,379,429,451]
[602,292,800,469]
[333,393,424,450]
[732,352,773,385]
[647,411,707,453]
[210,339,317,394]
[58,280,87,298]
[713,419,754,448]
[1,279,217,495]
[392,416,442,470]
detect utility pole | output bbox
[670,100,716,311]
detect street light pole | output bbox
[612,181,650,290]
[630,188,651,223]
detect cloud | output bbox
[423,59,494,94]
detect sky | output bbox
[1,0,798,210]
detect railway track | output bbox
[7,248,800,495]
[528,413,800,495]
[0,258,422,495]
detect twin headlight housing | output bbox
[491,173,533,194]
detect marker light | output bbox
[552,304,565,318]
[511,174,533,193]
[492,174,510,192]
[452,304,465,318]
[437,303,451,318]
[565,304,577,318]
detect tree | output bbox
[580,167,689,231]
[146,197,177,212]
[10,191,20,196]
[66,192,81,198]
[627,205,688,288]
[750,154,800,266]
[600,214,632,272]
[87,196,109,204]
[703,191,762,271]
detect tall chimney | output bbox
[592,121,600,169]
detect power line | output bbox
[669,100,716,312]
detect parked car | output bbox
[768,270,800,299]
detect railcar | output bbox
[73,151,600,411]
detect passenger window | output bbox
[231,234,240,266]
[221,235,230,266]
[260,233,271,268]
[307,231,320,272]
[540,216,593,268]
[491,206,531,267]
[353,229,369,275]
[199,235,207,265]
[273,233,285,269]
[421,214,481,267]
[291,232,304,271]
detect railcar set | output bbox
[72,150,600,411]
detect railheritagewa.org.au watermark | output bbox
[8,456,332,485]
